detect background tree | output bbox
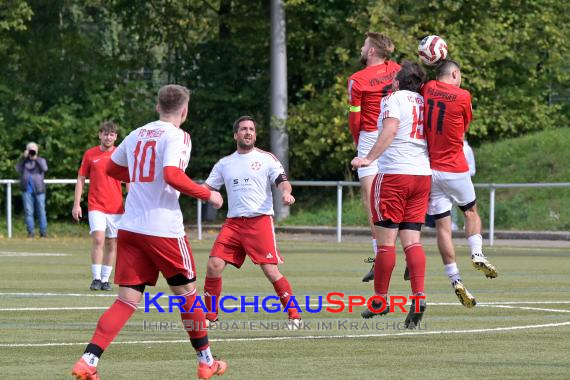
[0,0,568,220]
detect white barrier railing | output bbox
[2,179,569,245]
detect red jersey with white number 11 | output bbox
[111,120,191,238]
[422,80,473,173]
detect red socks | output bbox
[91,298,137,350]
[404,243,426,295]
[178,289,209,350]
[373,245,396,296]
[272,276,300,319]
[204,277,222,321]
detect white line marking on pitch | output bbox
[481,305,570,313]
[1,321,569,348]
[0,252,70,257]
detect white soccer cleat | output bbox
[452,280,477,308]
[471,253,498,279]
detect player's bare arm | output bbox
[277,181,295,206]
[351,118,399,169]
[72,175,86,222]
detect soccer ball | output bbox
[417,35,448,66]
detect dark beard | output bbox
[237,140,254,150]
[360,55,368,65]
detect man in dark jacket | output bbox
[15,142,48,237]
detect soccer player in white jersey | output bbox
[202,116,301,326]
[351,61,430,328]
[72,85,228,380]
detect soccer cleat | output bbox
[404,298,426,329]
[362,265,374,282]
[361,299,390,319]
[452,280,476,308]
[72,358,100,380]
[100,282,112,291]
[471,253,498,279]
[197,359,227,379]
[403,266,410,281]
[90,279,102,291]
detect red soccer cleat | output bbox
[72,358,100,380]
[197,359,227,379]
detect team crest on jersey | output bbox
[251,161,262,171]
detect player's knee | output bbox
[261,264,281,282]
[91,232,105,247]
[207,257,225,275]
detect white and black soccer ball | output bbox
[418,35,448,66]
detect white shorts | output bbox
[88,211,121,238]
[428,170,476,216]
[357,131,379,179]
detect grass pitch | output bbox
[1,236,569,379]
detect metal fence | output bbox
[2,179,569,245]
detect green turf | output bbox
[1,237,569,379]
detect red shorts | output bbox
[370,173,431,224]
[211,215,283,268]
[114,229,196,286]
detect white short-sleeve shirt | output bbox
[112,120,192,238]
[377,90,431,175]
[206,148,285,218]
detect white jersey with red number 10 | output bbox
[111,120,192,238]
[377,90,431,175]
[206,148,285,218]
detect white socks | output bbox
[467,234,483,256]
[92,264,113,282]
[81,352,99,367]
[197,347,214,366]
[101,265,113,283]
[91,264,102,280]
[445,263,462,283]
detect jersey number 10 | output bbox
[132,140,156,182]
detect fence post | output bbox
[197,199,202,241]
[7,182,12,239]
[489,185,495,246]
[337,184,343,243]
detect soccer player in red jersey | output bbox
[348,32,401,282]
[423,60,498,308]
[72,85,227,380]
[352,61,430,328]
[73,122,125,291]
[202,116,301,328]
